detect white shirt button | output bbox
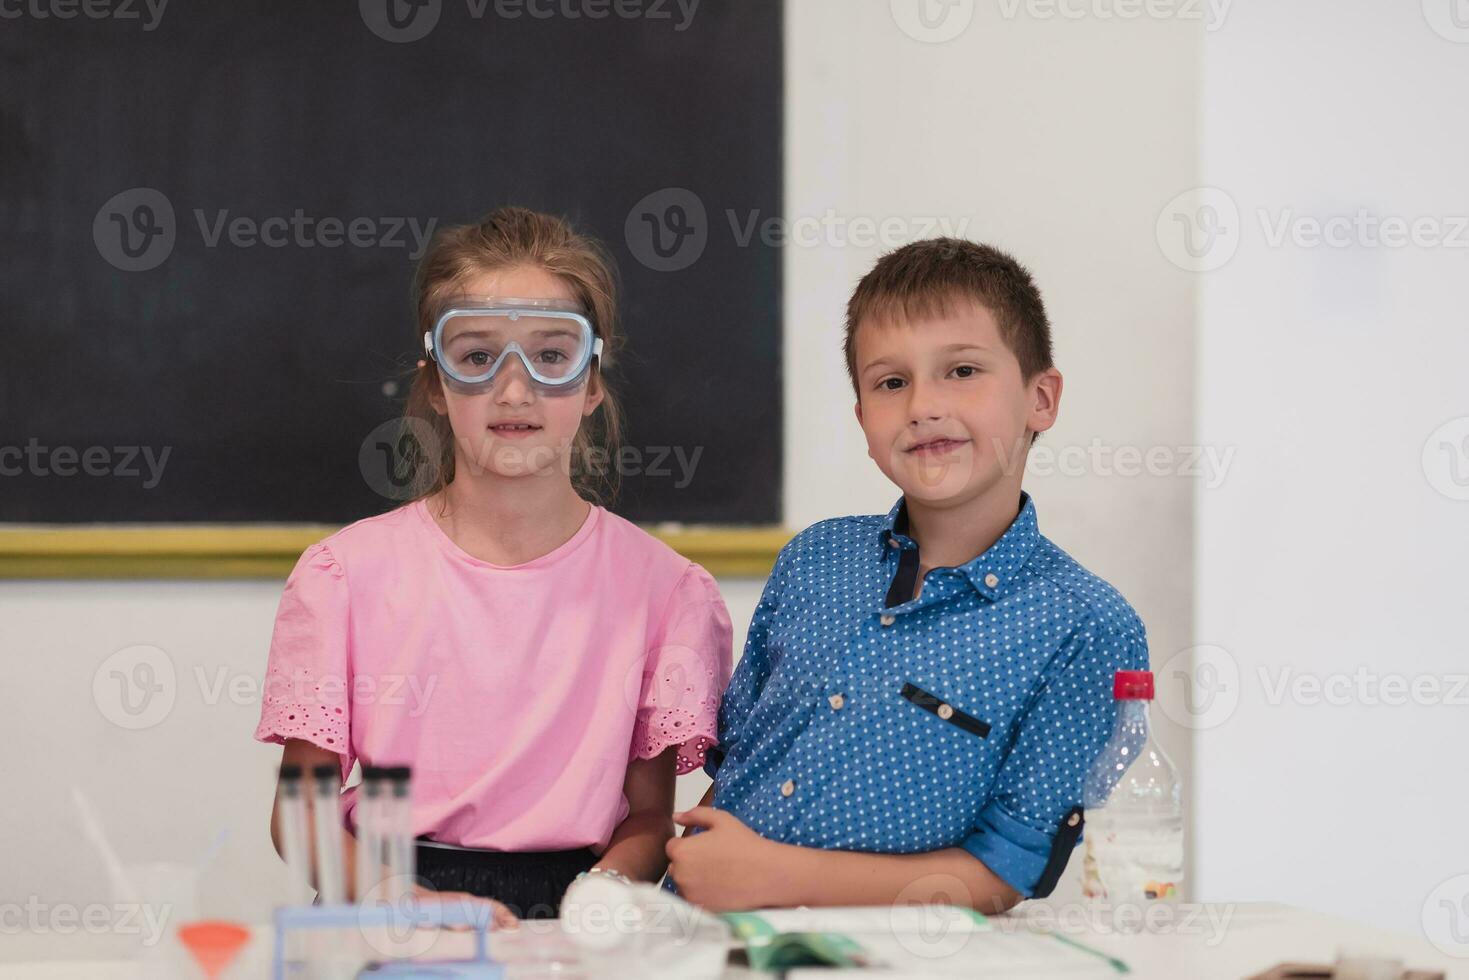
[937,703,954,720]
[780,779,796,797]
[828,693,845,710]
[880,614,895,626]
[984,573,999,588]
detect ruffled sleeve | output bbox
[629,563,734,775]
[253,541,354,780]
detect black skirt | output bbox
[413,839,599,919]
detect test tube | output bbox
[310,763,345,906]
[276,764,311,906]
[384,766,415,897]
[354,766,386,903]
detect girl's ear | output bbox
[425,366,447,416]
[582,369,606,417]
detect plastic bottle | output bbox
[1081,670,1183,902]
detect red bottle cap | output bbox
[1113,670,1154,700]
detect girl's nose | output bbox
[492,358,536,404]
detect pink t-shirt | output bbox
[253,498,733,853]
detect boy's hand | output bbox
[667,807,793,912]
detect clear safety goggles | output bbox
[423,296,604,394]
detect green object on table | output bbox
[1045,931,1131,973]
[723,914,872,970]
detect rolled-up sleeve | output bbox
[961,623,1149,897]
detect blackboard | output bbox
[0,0,783,525]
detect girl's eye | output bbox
[466,351,492,366]
[536,349,568,364]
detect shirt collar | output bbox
[878,492,1041,600]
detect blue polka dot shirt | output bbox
[676,492,1148,899]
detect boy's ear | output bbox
[853,399,864,426]
[1028,367,1063,435]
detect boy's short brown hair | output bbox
[844,238,1054,395]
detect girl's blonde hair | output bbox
[402,206,624,505]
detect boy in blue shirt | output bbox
[664,238,1149,913]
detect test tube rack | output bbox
[272,899,504,979]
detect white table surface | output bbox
[2,902,1463,978]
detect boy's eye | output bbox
[878,377,905,391]
[952,365,978,379]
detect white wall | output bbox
[3,0,1204,930]
[1191,1,1469,932]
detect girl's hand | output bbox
[409,884,521,931]
[666,807,792,912]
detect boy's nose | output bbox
[905,379,944,423]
